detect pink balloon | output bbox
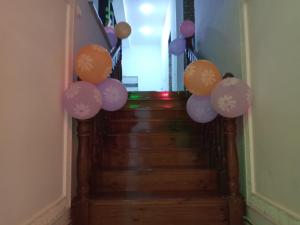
[63,81,102,120]
[180,20,195,38]
[186,95,218,123]
[211,78,251,118]
[97,78,128,111]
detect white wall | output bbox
[0,1,73,225]
[195,0,243,78]
[122,45,168,91]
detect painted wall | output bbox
[74,0,110,54]
[243,0,300,224]
[194,0,243,78]
[0,1,73,225]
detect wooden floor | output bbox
[87,92,229,225]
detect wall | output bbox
[194,0,243,78]
[74,0,110,54]
[0,0,73,225]
[243,0,300,224]
[122,45,168,91]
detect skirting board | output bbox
[20,197,70,225]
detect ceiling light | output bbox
[139,26,154,35]
[139,3,154,15]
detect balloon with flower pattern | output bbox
[186,95,218,123]
[97,78,128,111]
[75,44,112,84]
[184,60,222,96]
[211,78,252,118]
[63,81,102,120]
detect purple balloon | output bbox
[180,20,195,38]
[104,26,114,34]
[63,81,102,120]
[169,38,186,56]
[107,32,117,47]
[97,78,128,111]
[211,78,251,118]
[186,95,218,123]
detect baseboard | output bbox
[20,197,70,225]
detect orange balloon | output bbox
[184,60,222,96]
[75,44,112,84]
[115,22,131,39]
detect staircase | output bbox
[73,91,245,225]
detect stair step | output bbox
[101,147,209,169]
[123,99,186,111]
[105,133,203,148]
[107,119,202,134]
[108,109,189,120]
[94,168,218,193]
[128,91,189,100]
[89,192,228,225]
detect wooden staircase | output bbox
[73,92,245,225]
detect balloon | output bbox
[169,38,186,56]
[63,81,102,120]
[75,44,112,84]
[211,78,252,118]
[180,20,195,38]
[106,32,117,47]
[186,95,218,123]
[115,22,131,39]
[184,60,222,96]
[97,78,128,111]
[104,27,117,47]
[104,26,114,34]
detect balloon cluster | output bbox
[63,22,132,120]
[184,60,252,123]
[169,20,195,56]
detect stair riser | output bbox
[101,149,209,168]
[89,202,227,225]
[124,99,186,110]
[105,135,203,149]
[94,170,218,193]
[107,120,202,134]
[108,110,189,120]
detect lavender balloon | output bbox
[97,78,128,111]
[104,27,117,47]
[186,95,218,123]
[180,20,195,38]
[211,78,252,118]
[104,26,114,34]
[63,81,102,120]
[169,38,186,56]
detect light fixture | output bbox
[139,26,153,35]
[139,3,154,15]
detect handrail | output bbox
[88,1,112,50]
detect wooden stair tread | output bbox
[91,191,226,203]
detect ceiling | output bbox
[123,0,170,46]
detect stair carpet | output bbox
[90,92,228,225]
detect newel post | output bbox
[224,118,245,225]
[77,119,92,224]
